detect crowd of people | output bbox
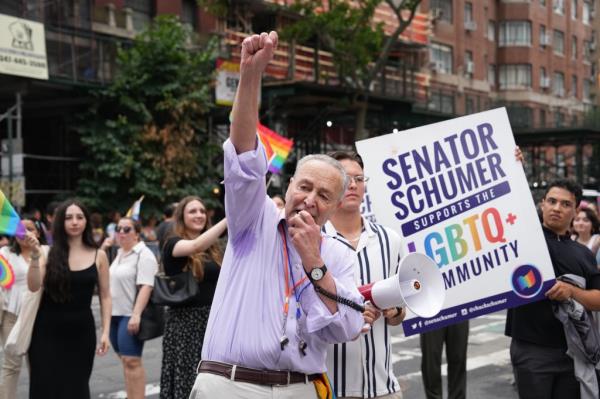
[0,30,598,399]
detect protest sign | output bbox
[356,108,554,335]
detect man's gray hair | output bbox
[294,154,349,200]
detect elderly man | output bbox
[190,31,364,398]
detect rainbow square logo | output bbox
[511,265,543,299]
[517,270,536,290]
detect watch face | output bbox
[311,268,324,281]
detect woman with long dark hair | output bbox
[0,214,48,399]
[27,199,111,399]
[160,196,226,399]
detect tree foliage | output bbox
[77,15,221,215]
[283,0,422,138]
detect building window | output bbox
[583,1,592,24]
[572,0,578,19]
[181,0,198,30]
[540,0,546,6]
[499,64,532,89]
[540,109,546,127]
[431,0,453,23]
[465,2,473,22]
[554,0,565,14]
[583,78,591,100]
[554,112,564,128]
[499,21,532,46]
[540,67,549,88]
[540,25,550,47]
[488,64,496,86]
[466,97,475,114]
[506,106,533,128]
[429,91,455,114]
[430,42,453,74]
[553,72,565,96]
[571,75,578,97]
[583,39,591,60]
[572,36,577,60]
[553,30,565,55]
[465,51,474,77]
[488,20,496,41]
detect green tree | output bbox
[283,0,422,139]
[77,15,221,215]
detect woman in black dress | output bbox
[27,199,111,399]
[160,196,226,399]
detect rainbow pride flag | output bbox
[0,254,15,289]
[125,195,144,221]
[0,190,25,239]
[257,123,294,174]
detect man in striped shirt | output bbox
[325,151,406,399]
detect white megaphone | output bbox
[358,252,445,318]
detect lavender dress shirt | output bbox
[201,139,364,374]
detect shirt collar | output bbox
[323,216,372,240]
[120,241,145,257]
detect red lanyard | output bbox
[278,224,307,316]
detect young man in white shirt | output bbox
[325,151,406,399]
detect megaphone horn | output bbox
[358,252,445,318]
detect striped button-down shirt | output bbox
[324,218,403,398]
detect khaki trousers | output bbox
[0,311,23,399]
[190,372,318,399]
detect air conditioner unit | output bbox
[429,61,445,73]
[464,20,477,31]
[465,61,474,74]
[590,41,597,51]
[540,77,550,88]
[432,8,443,21]
[540,34,551,46]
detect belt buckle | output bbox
[273,371,290,386]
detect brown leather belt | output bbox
[198,360,320,386]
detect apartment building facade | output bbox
[424,0,599,192]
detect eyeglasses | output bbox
[115,226,133,234]
[349,175,369,184]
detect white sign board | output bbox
[356,108,554,336]
[215,59,260,106]
[0,13,48,80]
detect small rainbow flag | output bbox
[257,123,294,174]
[0,190,26,239]
[0,254,15,289]
[518,270,536,290]
[125,195,144,221]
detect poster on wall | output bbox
[356,108,554,336]
[0,13,48,80]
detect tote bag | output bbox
[5,288,42,356]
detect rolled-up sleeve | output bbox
[223,138,269,236]
[299,246,364,343]
[137,249,158,286]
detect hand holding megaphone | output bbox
[358,252,445,319]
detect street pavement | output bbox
[7,298,519,398]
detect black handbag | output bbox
[150,268,199,306]
[137,299,165,341]
[133,253,165,341]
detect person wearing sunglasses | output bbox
[109,217,158,399]
[0,214,48,399]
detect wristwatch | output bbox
[307,264,328,282]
